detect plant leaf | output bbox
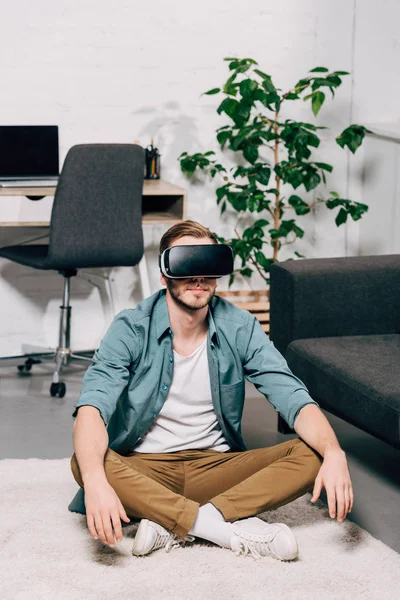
[240,267,253,278]
[253,219,269,228]
[288,194,311,215]
[255,251,273,270]
[255,167,271,186]
[262,77,276,93]
[217,97,238,117]
[254,68,270,79]
[240,79,258,97]
[336,124,373,153]
[336,208,348,226]
[216,186,227,203]
[243,145,259,164]
[314,162,333,172]
[285,92,300,100]
[217,129,232,148]
[311,91,325,116]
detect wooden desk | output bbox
[0,179,187,246]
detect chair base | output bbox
[0,345,94,397]
[0,273,97,397]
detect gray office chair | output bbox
[0,144,145,397]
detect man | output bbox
[69,220,354,561]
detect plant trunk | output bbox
[273,113,281,262]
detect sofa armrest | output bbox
[270,254,400,356]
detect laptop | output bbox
[0,125,59,187]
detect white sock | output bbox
[199,502,225,521]
[188,502,235,548]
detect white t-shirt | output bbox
[133,337,230,453]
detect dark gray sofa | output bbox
[269,254,400,450]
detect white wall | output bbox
[348,1,400,255]
[0,0,398,356]
[357,129,400,256]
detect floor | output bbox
[1,360,399,555]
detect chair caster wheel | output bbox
[17,358,41,373]
[17,359,33,373]
[50,382,66,398]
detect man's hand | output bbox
[84,474,131,547]
[310,449,354,523]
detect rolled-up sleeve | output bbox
[243,316,319,429]
[72,310,140,427]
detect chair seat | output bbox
[0,245,51,269]
[286,334,400,448]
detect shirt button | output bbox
[162,384,168,390]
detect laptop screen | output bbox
[0,125,59,179]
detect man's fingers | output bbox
[344,487,350,516]
[93,514,107,545]
[111,512,123,543]
[89,513,119,547]
[101,513,116,546]
[350,485,354,512]
[337,486,346,521]
[87,513,98,540]
[327,489,336,518]
[118,499,130,523]
[311,477,322,502]
[347,485,354,513]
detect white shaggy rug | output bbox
[1,459,399,600]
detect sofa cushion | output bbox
[286,334,400,449]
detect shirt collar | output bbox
[155,289,219,345]
[156,289,172,340]
[207,297,219,345]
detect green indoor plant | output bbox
[179,57,371,286]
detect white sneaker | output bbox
[132,519,195,557]
[230,517,299,561]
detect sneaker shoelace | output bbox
[153,530,195,554]
[234,530,276,560]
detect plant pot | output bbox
[216,289,270,335]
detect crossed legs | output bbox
[71,437,322,539]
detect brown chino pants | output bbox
[71,437,323,539]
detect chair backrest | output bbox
[47,144,145,269]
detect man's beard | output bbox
[166,279,215,311]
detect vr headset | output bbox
[159,244,234,279]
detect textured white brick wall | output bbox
[0,0,398,356]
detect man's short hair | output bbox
[159,220,218,254]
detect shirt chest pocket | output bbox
[220,380,245,426]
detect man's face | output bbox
[160,236,218,312]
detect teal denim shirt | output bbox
[68,289,319,514]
